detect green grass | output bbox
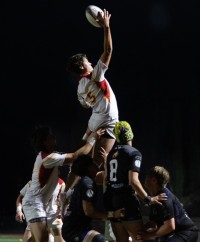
[0,234,23,242]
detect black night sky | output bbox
[1,0,200,230]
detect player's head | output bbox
[145,166,170,190]
[31,125,56,153]
[67,53,93,75]
[71,155,99,177]
[114,121,134,144]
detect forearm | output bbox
[104,26,113,55]
[131,179,148,199]
[16,195,23,210]
[147,225,174,239]
[84,206,121,220]
[63,139,95,164]
[143,219,175,240]
[85,207,107,220]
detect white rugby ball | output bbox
[85,5,104,28]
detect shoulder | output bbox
[92,59,108,75]
[120,145,142,156]
[78,76,91,85]
[81,176,94,187]
[98,59,107,68]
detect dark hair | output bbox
[67,53,87,75]
[71,155,93,176]
[31,125,51,153]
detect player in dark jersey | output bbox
[62,155,124,242]
[103,121,168,242]
[137,166,199,242]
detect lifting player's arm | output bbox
[63,128,105,165]
[83,200,124,220]
[97,9,113,67]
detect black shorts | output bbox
[104,187,142,221]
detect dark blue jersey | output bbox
[106,144,142,189]
[104,144,142,221]
[149,188,198,242]
[62,176,98,242]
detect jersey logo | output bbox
[112,151,119,158]
[86,189,94,198]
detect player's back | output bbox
[106,144,141,188]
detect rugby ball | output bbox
[85,5,104,28]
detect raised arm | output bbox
[63,128,105,165]
[98,9,113,67]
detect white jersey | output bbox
[78,59,119,137]
[21,178,65,229]
[22,151,67,207]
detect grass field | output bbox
[0,234,23,242]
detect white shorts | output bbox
[88,115,118,139]
[23,202,47,222]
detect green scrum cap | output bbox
[114,121,134,143]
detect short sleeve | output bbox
[43,153,67,168]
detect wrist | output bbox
[87,136,96,146]
[144,195,151,206]
[16,205,22,213]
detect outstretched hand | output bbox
[96,9,111,28]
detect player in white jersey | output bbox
[16,178,66,242]
[16,180,32,242]
[21,125,104,242]
[67,9,118,168]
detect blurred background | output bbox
[2,0,200,233]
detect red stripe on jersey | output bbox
[80,74,110,101]
[39,164,54,188]
[97,79,110,101]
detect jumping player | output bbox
[67,9,118,168]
